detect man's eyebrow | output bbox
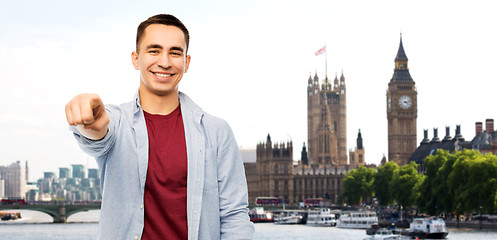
[145,44,163,50]
[170,46,184,52]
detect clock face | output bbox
[399,95,412,109]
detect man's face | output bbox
[132,24,190,97]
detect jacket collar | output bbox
[133,90,204,123]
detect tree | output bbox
[373,161,398,206]
[432,150,459,215]
[390,162,422,209]
[417,150,454,215]
[342,166,376,206]
[448,150,497,214]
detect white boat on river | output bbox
[408,217,448,239]
[363,228,410,240]
[337,211,378,229]
[274,210,306,224]
[306,208,337,226]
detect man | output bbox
[65,14,254,239]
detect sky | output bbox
[1,0,497,182]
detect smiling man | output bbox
[65,14,254,240]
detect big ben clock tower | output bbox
[386,35,417,166]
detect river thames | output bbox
[1,210,496,239]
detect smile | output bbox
[154,72,173,77]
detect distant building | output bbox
[409,126,465,172]
[240,149,256,163]
[0,179,4,197]
[40,172,56,194]
[410,119,497,172]
[0,161,26,198]
[25,182,39,201]
[59,167,70,179]
[349,129,365,168]
[244,135,346,205]
[87,168,99,179]
[386,36,418,166]
[464,119,497,154]
[307,71,348,167]
[72,164,86,179]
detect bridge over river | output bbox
[0,202,101,223]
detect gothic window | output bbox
[284,181,288,191]
[334,121,337,132]
[274,180,279,191]
[319,135,323,153]
[325,134,330,153]
[284,164,288,174]
[274,164,279,174]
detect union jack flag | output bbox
[314,46,326,56]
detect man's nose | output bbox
[157,54,172,69]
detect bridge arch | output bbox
[0,203,101,223]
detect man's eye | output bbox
[171,52,181,56]
[149,50,159,54]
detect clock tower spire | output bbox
[386,35,418,166]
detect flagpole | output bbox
[325,43,328,78]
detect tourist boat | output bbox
[249,207,274,223]
[407,217,448,239]
[306,208,337,226]
[336,211,378,229]
[363,228,410,240]
[0,211,21,221]
[274,210,306,224]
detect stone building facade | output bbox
[307,72,347,167]
[245,135,347,205]
[387,36,418,166]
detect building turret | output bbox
[443,126,452,141]
[421,129,430,144]
[357,129,363,150]
[334,73,339,89]
[349,129,365,168]
[431,128,441,143]
[340,71,346,87]
[455,125,464,141]
[322,75,331,90]
[301,143,308,165]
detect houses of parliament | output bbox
[243,37,418,205]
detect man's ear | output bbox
[131,51,139,70]
[184,55,191,73]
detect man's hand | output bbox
[65,94,109,140]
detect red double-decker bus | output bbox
[1,197,25,205]
[304,198,323,207]
[255,197,282,206]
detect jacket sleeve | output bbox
[69,107,118,159]
[216,122,255,239]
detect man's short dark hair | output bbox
[136,14,190,53]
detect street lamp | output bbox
[479,205,482,229]
[400,205,403,222]
[456,205,460,228]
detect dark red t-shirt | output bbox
[142,105,188,240]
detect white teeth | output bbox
[155,73,172,77]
